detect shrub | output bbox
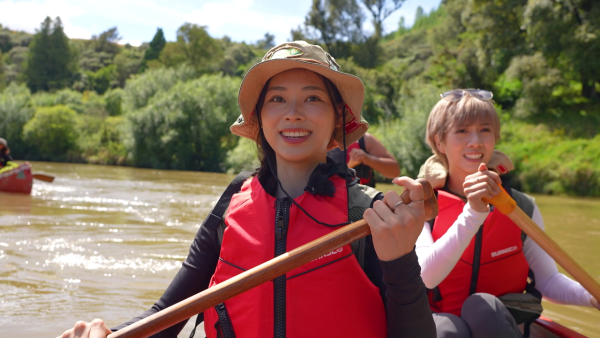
[32,88,84,113]
[123,64,196,111]
[369,84,439,178]
[104,88,124,116]
[23,105,80,161]
[224,137,260,174]
[78,115,129,165]
[498,122,600,197]
[0,83,35,156]
[128,74,241,171]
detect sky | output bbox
[0,0,441,46]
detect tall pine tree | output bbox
[141,28,166,71]
[26,17,74,92]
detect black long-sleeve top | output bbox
[112,170,435,338]
[0,152,13,167]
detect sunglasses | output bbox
[440,89,493,102]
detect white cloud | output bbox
[0,0,85,35]
[117,39,142,47]
[0,0,181,41]
[183,0,305,43]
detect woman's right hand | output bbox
[463,163,502,213]
[57,319,111,338]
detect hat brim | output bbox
[231,58,368,149]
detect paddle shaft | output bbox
[108,179,438,338]
[485,188,600,302]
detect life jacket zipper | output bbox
[274,198,289,338]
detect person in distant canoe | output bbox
[58,41,435,338]
[0,138,14,168]
[328,133,400,187]
[416,89,600,338]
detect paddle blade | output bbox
[33,173,55,182]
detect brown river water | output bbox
[1,161,599,337]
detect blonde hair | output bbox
[425,91,500,167]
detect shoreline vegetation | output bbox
[1,0,599,196]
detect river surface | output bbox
[1,161,599,337]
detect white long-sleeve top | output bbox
[415,201,593,308]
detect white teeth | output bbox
[465,153,483,159]
[282,131,309,138]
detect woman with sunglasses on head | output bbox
[416,89,600,338]
[57,41,435,338]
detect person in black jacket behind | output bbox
[0,138,14,168]
[328,132,400,187]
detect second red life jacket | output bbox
[204,175,387,338]
[428,190,529,316]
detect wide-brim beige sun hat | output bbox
[230,40,368,149]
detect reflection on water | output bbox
[1,162,599,337]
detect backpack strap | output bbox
[358,136,366,151]
[189,170,254,338]
[212,171,255,248]
[347,183,384,270]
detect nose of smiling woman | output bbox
[283,98,307,121]
[466,129,483,148]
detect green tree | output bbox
[221,42,258,76]
[128,74,240,171]
[297,0,365,55]
[25,17,75,92]
[0,83,35,156]
[0,50,5,89]
[23,105,80,160]
[464,0,528,84]
[256,32,276,49]
[141,28,166,71]
[522,0,600,98]
[176,23,223,74]
[93,27,121,55]
[113,48,142,87]
[123,64,196,111]
[361,0,405,39]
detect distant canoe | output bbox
[0,162,33,194]
[531,316,588,337]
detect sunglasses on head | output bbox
[440,89,493,102]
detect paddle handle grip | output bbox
[484,188,600,303]
[108,179,438,338]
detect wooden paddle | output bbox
[32,173,55,182]
[483,187,600,302]
[107,178,438,338]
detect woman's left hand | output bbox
[363,177,425,261]
[592,297,600,310]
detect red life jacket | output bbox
[428,190,529,316]
[204,175,387,338]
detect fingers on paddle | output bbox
[392,176,424,203]
[58,319,110,338]
[90,319,111,337]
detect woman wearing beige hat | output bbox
[57,41,435,338]
[416,89,600,338]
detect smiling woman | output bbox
[416,89,600,338]
[256,69,340,197]
[57,41,436,338]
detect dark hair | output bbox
[253,72,345,184]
